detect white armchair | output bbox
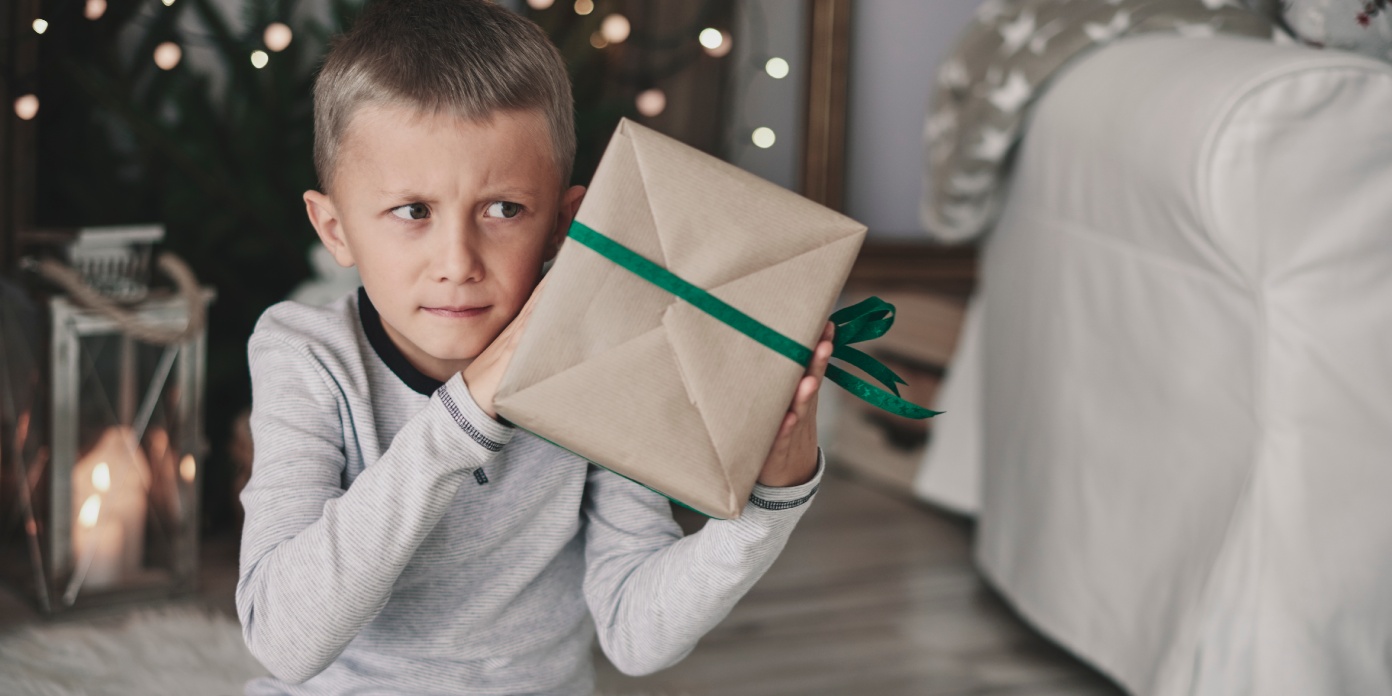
[919,34,1392,695]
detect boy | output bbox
[236,1,834,693]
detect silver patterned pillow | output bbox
[921,0,1280,243]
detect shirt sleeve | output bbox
[235,333,513,685]
[581,449,825,676]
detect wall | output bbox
[844,0,977,238]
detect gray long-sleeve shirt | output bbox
[237,289,823,695]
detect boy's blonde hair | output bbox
[313,0,575,194]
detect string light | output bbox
[32,19,48,34]
[574,0,594,16]
[264,22,293,52]
[765,57,789,79]
[14,95,38,121]
[636,88,666,117]
[154,42,182,70]
[526,0,554,8]
[589,32,607,49]
[752,127,776,149]
[700,29,732,58]
[600,14,630,44]
[85,0,107,20]
[250,50,269,69]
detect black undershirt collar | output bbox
[358,287,444,396]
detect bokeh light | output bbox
[154,42,182,70]
[574,0,594,16]
[701,29,732,58]
[765,57,790,79]
[601,14,631,44]
[527,0,554,8]
[250,50,269,69]
[14,95,39,121]
[85,0,107,20]
[752,127,776,149]
[264,23,293,52]
[32,19,48,34]
[636,88,666,117]
[589,32,608,49]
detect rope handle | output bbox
[22,252,207,345]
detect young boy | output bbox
[236,1,834,693]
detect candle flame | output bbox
[93,462,111,492]
[79,495,101,528]
[180,455,196,483]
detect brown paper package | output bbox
[495,119,867,519]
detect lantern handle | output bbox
[22,252,207,345]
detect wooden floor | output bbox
[0,465,1123,696]
[593,465,1124,695]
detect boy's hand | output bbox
[462,276,549,420]
[757,321,834,488]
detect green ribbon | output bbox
[568,220,941,420]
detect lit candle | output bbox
[73,494,124,588]
[71,427,150,585]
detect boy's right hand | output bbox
[461,275,548,420]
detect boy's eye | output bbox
[486,201,523,219]
[390,203,430,221]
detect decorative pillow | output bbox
[1282,0,1392,59]
[920,0,1281,243]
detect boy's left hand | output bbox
[757,321,835,488]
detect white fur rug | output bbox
[0,606,267,696]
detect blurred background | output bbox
[3,0,1391,693]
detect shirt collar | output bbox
[357,287,443,396]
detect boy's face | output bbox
[304,105,584,382]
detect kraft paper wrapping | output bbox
[495,119,866,519]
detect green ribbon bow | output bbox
[567,220,941,420]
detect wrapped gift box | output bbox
[495,119,871,518]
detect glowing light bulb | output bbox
[92,462,111,493]
[154,42,182,70]
[251,50,269,69]
[264,23,292,52]
[574,0,594,16]
[85,0,107,20]
[636,88,666,117]
[765,57,790,79]
[32,19,48,34]
[79,495,101,528]
[14,95,38,121]
[526,0,554,8]
[180,455,196,483]
[601,14,630,44]
[752,127,776,149]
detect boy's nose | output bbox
[433,226,484,284]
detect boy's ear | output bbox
[304,190,357,268]
[547,184,586,261]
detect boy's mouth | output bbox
[423,305,490,319]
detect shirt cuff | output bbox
[435,372,515,454]
[747,448,825,512]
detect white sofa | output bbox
[916,34,1392,695]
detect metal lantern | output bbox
[0,225,213,613]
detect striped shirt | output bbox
[237,289,823,695]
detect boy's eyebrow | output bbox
[377,186,544,200]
